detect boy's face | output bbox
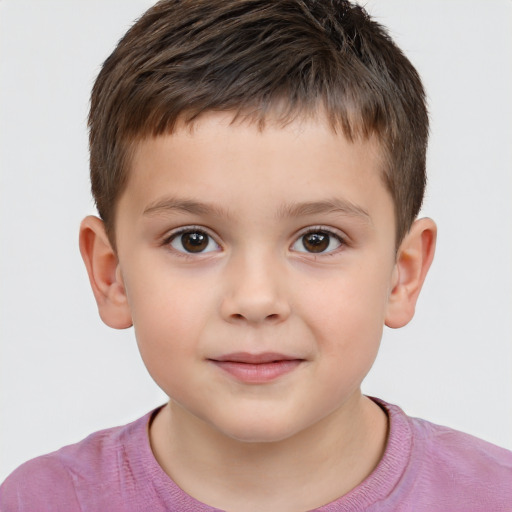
[113,113,399,442]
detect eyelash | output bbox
[162,226,221,257]
[291,226,346,256]
[161,225,346,257]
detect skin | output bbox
[80,112,436,511]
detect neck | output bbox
[150,393,388,512]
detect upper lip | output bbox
[210,352,302,364]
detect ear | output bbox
[385,217,437,329]
[79,216,133,329]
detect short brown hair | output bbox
[89,0,428,246]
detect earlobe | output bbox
[79,216,133,329]
[385,217,437,329]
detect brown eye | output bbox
[302,232,330,253]
[170,229,219,254]
[291,229,342,254]
[181,232,208,252]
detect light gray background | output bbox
[1,0,511,481]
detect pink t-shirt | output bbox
[1,399,511,511]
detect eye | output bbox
[291,229,343,254]
[168,229,220,254]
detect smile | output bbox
[209,352,304,383]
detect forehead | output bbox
[131,110,385,175]
[120,111,391,224]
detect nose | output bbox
[220,252,291,325]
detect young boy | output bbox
[1,0,511,510]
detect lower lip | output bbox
[211,360,303,383]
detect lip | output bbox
[209,352,304,383]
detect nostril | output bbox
[230,312,280,322]
[222,294,291,324]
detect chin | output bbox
[214,415,306,444]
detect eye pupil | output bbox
[302,232,329,253]
[181,232,208,252]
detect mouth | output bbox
[208,352,304,383]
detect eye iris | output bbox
[302,232,329,253]
[181,232,208,252]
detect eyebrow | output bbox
[276,198,371,222]
[143,196,370,222]
[144,197,231,218]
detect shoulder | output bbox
[385,401,512,511]
[0,412,154,512]
[409,413,512,479]
[0,451,80,512]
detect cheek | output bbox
[129,288,213,402]
[299,266,390,358]
[123,265,216,369]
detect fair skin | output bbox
[80,112,436,512]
